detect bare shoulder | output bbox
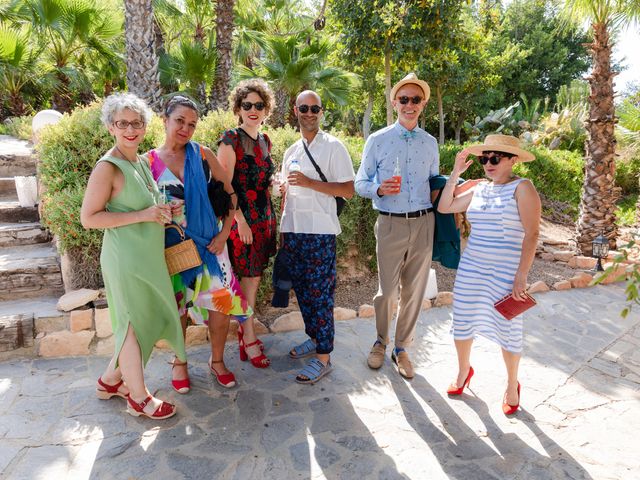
[515,178,538,194]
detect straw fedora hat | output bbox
[390,73,431,103]
[466,134,535,162]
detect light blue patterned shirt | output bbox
[355,122,439,212]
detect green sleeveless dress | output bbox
[99,155,186,367]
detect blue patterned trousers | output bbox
[282,232,336,354]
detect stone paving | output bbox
[1,284,639,480]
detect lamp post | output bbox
[591,231,609,272]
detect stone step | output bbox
[0,222,50,247]
[0,135,36,177]
[0,200,39,223]
[0,295,66,336]
[0,243,63,301]
[0,177,16,197]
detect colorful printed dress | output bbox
[219,128,277,277]
[99,155,186,366]
[148,148,252,324]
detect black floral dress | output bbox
[219,128,277,277]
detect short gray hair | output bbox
[101,93,152,127]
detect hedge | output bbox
[37,101,637,294]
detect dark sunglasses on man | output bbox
[477,151,514,165]
[397,95,423,105]
[298,104,322,114]
[241,101,265,111]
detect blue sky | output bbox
[614,25,640,95]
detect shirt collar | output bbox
[302,129,325,148]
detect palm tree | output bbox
[124,0,163,111]
[209,0,235,111]
[0,24,41,116]
[562,0,640,254]
[21,0,120,112]
[240,34,357,127]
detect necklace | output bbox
[480,178,516,211]
[114,145,153,193]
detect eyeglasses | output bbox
[297,104,322,114]
[397,96,423,105]
[478,152,512,165]
[113,119,145,130]
[241,101,265,111]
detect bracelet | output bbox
[229,191,237,196]
[446,178,458,186]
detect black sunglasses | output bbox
[298,104,322,114]
[241,101,265,111]
[397,95,423,105]
[478,152,513,165]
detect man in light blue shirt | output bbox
[355,73,438,379]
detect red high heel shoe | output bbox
[209,359,237,388]
[502,382,521,415]
[447,366,474,395]
[237,323,264,352]
[238,326,270,368]
[170,358,190,394]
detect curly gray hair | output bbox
[101,92,152,127]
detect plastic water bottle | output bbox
[288,159,301,196]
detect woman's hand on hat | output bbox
[453,148,473,175]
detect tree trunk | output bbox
[268,87,289,128]
[384,47,393,126]
[454,114,465,144]
[209,0,235,111]
[52,72,73,113]
[575,22,619,255]
[8,92,28,117]
[124,0,163,112]
[362,93,374,139]
[437,85,445,145]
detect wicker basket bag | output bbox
[164,224,202,276]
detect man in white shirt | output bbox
[280,90,355,384]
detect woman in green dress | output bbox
[81,93,186,420]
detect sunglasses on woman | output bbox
[397,95,423,105]
[298,104,322,114]
[241,101,265,111]
[478,152,513,165]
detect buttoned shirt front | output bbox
[355,122,439,213]
[280,130,355,235]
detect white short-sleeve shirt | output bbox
[280,131,355,235]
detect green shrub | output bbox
[616,153,640,196]
[615,194,638,226]
[0,115,33,140]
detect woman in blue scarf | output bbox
[148,95,253,391]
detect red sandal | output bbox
[209,359,237,388]
[237,323,264,352]
[238,326,270,368]
[169,358,190,394]
[126,395,176,420]
[96,377,128,400]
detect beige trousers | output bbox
[373,212,435,348]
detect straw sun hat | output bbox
[466,134,535,162]
[390,73,431,103]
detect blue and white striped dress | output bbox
[452,178,526,353]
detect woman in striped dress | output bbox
[437,134,541,415]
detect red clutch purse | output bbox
[494,292,537,320]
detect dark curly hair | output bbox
[228,78,274,124]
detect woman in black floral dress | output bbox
[218,78,276,368]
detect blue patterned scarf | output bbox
[179,141,222,286]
